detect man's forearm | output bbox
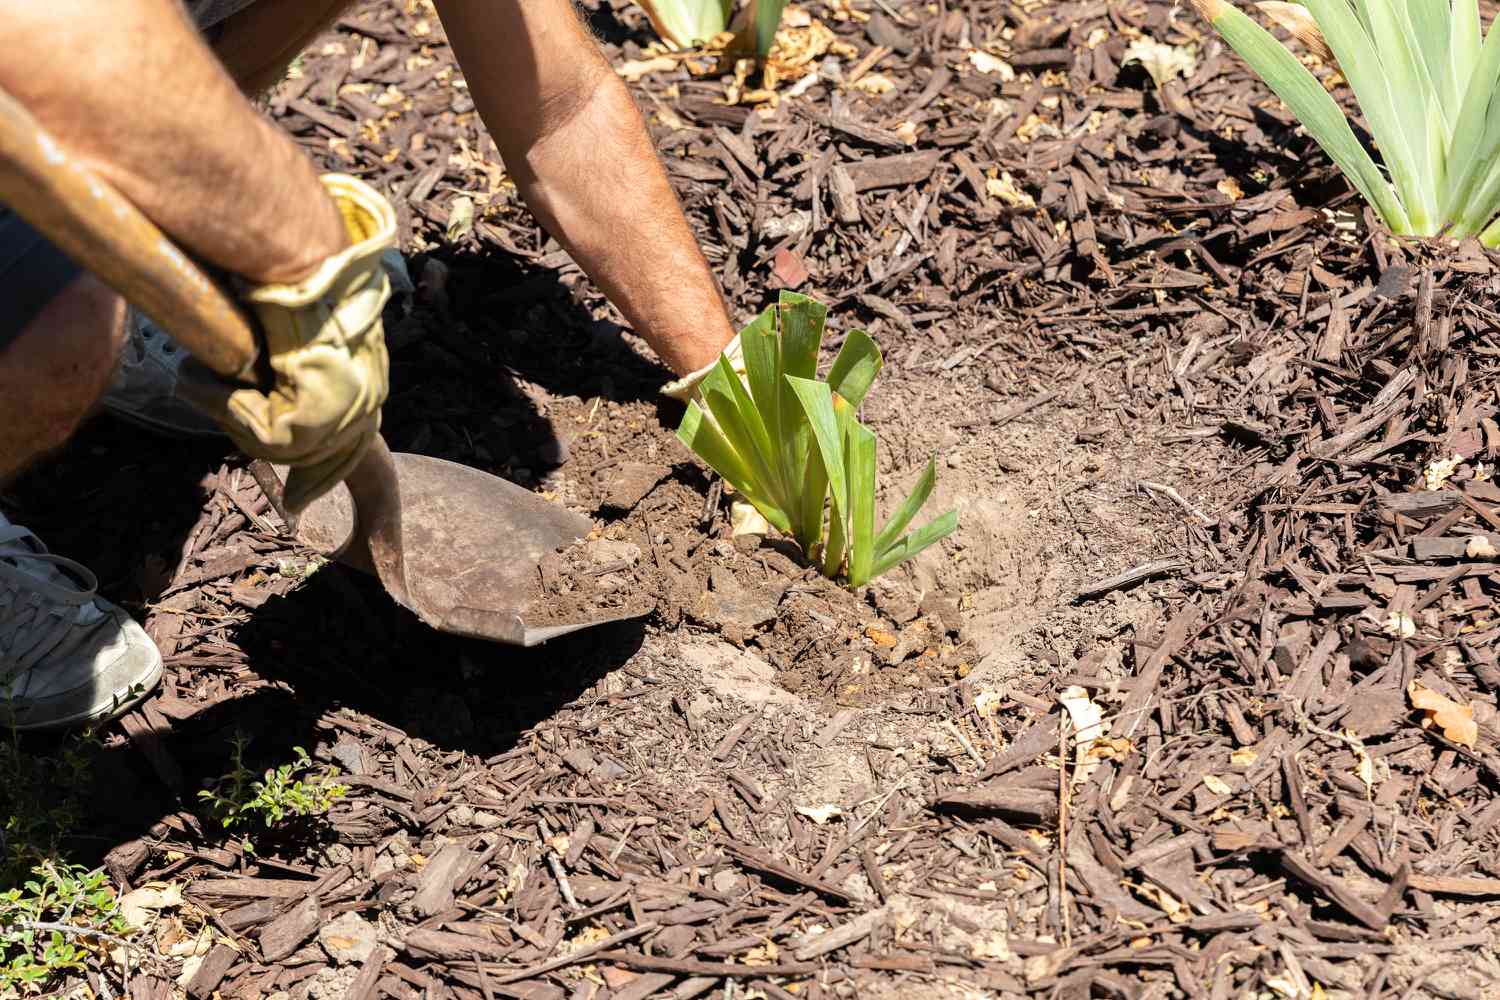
[503,76,736,375]
[0,0,344,284]
[436,0,735,376]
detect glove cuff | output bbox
[661,334,743,402]
[245,174,397,309]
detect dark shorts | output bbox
[0,208,85,353]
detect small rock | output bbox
[307,964,359,1000]
[760,209,810,240]
[594,755,628,781]
[887,619,932,665]
[920,594,962,635]
[680,640,800,707]
[318,912,378,966]
[708,565,784,644]
[322,843,353,867]
[865,11,914,52]
[587,538,641,567]
[602,462,666,511]
[712,869,745,895]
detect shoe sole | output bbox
[3,657,164,733]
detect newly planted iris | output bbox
[677,293,957,588]
[1193,0,1500,245]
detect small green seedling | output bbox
[0,728,98,884]
[1193,0,1500,245]
[0,862,127,994]
[197,737,347,852]
[677,292,957,588]
[634,0,787,57]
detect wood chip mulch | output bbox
[8,0,1500,997]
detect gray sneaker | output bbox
[102,309,225,438]
[0,513,163,731]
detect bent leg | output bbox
[0,274,127,485]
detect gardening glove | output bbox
[179,174,395,515]
[661,334,745,403]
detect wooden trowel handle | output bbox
[0,86,259,380]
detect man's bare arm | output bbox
[433,0,736,376]
[0,0,344,284]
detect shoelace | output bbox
[0,525,99,677]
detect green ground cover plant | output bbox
[0,731,97,885]
[0,861,126,995]
[677,292,957,588]
[198,737,347,852]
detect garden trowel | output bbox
[0,86,645,646]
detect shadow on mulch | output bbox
[5,249,667,868]
[380,248,684,479]
[53,584,646,869]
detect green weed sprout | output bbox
[677,292,957,588]
[1193,0,1500,245]
[197,737,347,852]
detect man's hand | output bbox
[660,335,747,403]
[179,175,395,513]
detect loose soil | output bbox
[5,0,1500,997]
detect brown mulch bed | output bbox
[5,0,1500,997]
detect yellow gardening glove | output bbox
[180,174,395,514]
[660,335,746,403]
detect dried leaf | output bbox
[1422,454,1463,490]
[1255,2,1334,62]
[730,498,771,537]
[445,195,474,243]
[1230,747,1258,766]
[617,56,678,81]
[985,170,1034,208]
[1408,681,1479,748]
[1121,37,1197,86]
[795,803,844,824]
[118,883,184,930]
[967,48,1015,79]
[1217,177,1244,200]
[1383,610,1416,639]
[1202,774,1232,794]
[1466,535,1498,558]
[848,73,895,94]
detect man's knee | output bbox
[0,274,127,458]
